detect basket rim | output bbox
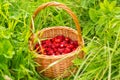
[36,26,78,35]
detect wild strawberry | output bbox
[64,47,71,53]
[68,44,74,49]
[65,37,70,42]
[34,35,78,56]
[35,43,40,49]
[60,43,64,48]
[56,35,65,41]
[73,41,78,48]
[58,48,65,53]
[55,51,60,55]
[54,43,60,48]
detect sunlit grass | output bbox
[0,0,120,80]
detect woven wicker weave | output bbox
[29,2,84,78]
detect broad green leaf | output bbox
[0,27,12,39]
[80,0,88,9]
[104,0,110,7]
[109,1,117,11]
[97,16,107,25]
[100,2,106,11]
[89,8,98,22]
[0,39,15,58]
[114,7,120,14]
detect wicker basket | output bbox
[29,2,84,78]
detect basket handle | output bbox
[30,1,83,46]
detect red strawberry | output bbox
[34,35,78,56]
[58,48,65,53]
[64,47,71,53]
[65,37,70,42]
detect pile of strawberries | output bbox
[34,35,78,55]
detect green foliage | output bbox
[0,0,120,80]
[0,39,14,58]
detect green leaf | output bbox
[114,7,120,14]
[89,8,98,22]
[109,1,117,11]
[97,16,107,25]
[0,27,12,39]
[80,0,88,9]
[100,2,106,11]
[0,39,15,58]
[104,0,109,7]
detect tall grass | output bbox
[0,0,120,80]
